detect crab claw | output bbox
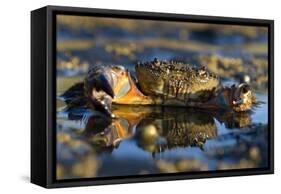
[84,66,117,117]
[94,73,115,98]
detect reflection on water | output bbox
[57,98,268,179]
[56,15,269,179]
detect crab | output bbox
[60,58,256,117]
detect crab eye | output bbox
[202,72,207,77]
[199,71,208,78]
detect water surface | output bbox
[56,15,269,179]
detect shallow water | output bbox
[56,90,268,178]
[56,16,269,179]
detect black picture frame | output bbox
[31,5,274,188]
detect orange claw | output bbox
[113,71,153,105]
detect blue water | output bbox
[56,16,269,179]
[56,92,268,178]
